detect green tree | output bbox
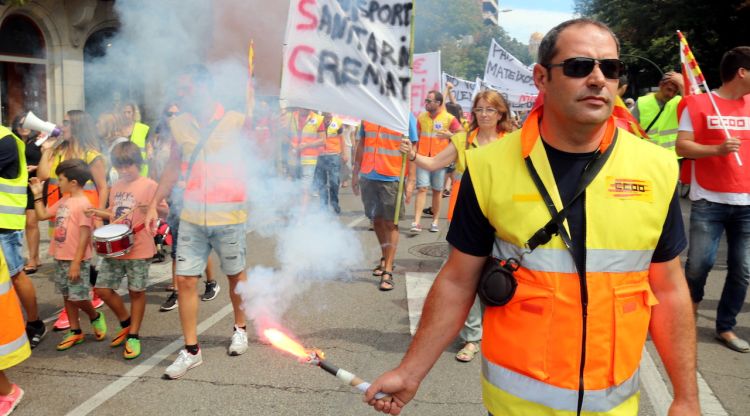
[575,0,750,91]
[415,0,533,80]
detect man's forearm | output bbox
[150,161,179,208]
[649,259,699,405]
[398,253,480,381]
[676,138,721,159]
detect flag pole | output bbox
[393,3,417,224]
[677,30,742,166]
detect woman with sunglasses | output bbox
[37,110,108,330]
[400,89,512,363]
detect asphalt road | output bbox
[6,188,748,415]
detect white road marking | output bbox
[65,304,234,416]
[405,272,435,335]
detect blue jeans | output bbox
[685,199,750,332]
[314,154,341,211]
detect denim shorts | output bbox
[54,260,91,301]
[175,220,246,277]
[96,258,150,292]
[416,167,446,191]
[0,230,25,276]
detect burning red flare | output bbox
[263,328,308,359]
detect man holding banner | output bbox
[676,46,750,353]
[353,116,417,291]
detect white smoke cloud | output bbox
[90,0,363,336]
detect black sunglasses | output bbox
[166,111,179,117]
[545,57,625,80]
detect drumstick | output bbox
[110,204,149,225]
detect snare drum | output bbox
[93,224,134,257]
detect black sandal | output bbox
[379,271,394,291]
[372,257,385,276]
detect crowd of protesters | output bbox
[1,26,749,415]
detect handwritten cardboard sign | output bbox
[281,0,414,134]
[410,51,441,116]
[483,39,537,96]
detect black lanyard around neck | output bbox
[522,133,617,269]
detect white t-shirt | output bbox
[679,101,750,205]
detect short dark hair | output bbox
[110,141,143,168]
[445,102,463,122]
[538,18,620,67]
[618,74,629,88]
[428,90,443,105]
[55,159,92,187]
[719,46,750,83]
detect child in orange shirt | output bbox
[30,159,107,351]
[88,142,167,359]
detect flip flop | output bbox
[23,266,38,275]
[379,271,394,291]
[456,342,479,362]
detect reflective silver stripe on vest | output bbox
[658,140,677,149]
[0,279,11,296]
[48,178,58,185]
[657,129,679,136]
[0,332,28,357]
[494,240,653,273]
[0,206,26,216]
[482,357,640,412]
[0,183,25,194]
[363,147,402,157]
[182,201,246,213]
[365,132,402,142]
[83,183,97,190]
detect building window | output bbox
[0,14,47,124]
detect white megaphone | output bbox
[22,111,62,139]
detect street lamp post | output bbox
[621,53,664,76]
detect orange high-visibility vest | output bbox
[322,117,344,154]
[47,150,102,208]
[170,106,248,226]
[466,108,677,415]
[681,93,750,193]
[360,121,403,177]
[291,112,324,165]
[417,110,456,157]
[0,248,31,370]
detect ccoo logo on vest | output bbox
[707,116,750,130]
[606,176,653,202]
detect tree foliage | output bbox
[414,0,533,80]
[575,0,750,91]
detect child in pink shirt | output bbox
[88,142,167,359]
[30,159,108,351]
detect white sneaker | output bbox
[164,349,203,379]
[228,325,248,356]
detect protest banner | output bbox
[483,39,537,96]
[474,77,537,113]
[410,51,441,116]
[281,0,414,133]
[442,72,475,114]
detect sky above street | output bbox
[498,1,577,45]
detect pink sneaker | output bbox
[53,309,70,331]
[91,291,104,309]
[0,384,24,416]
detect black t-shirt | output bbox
[0,135,19,180]
[447,142,687,266]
